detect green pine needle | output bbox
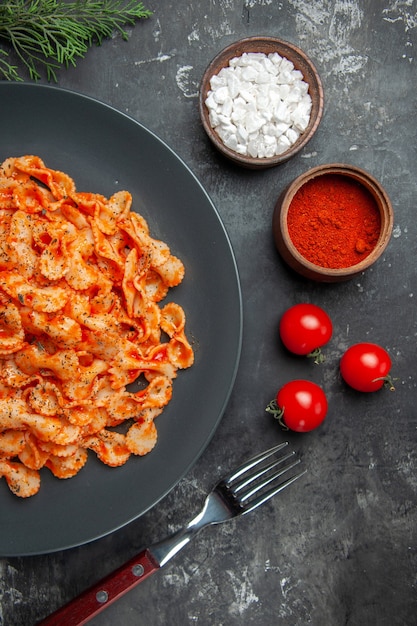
[0,0,152,81]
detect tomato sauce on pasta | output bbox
[0,156,194,497]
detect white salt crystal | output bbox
[241,66,259,81]
[246,52,265,61]
[239,87,256,104]
[265,141,277,157]
[205,50,312,159]
[213,86,229,104]
[258,139,266,159]
[263,122,277,137]
[205,92,218,111]
[286,86,303,103]
[259,107,273,122]
[276,134,292,154]
[302,93,313,111]
[257,82,271,97]
[262,56,277,75]
[292,70,304,81]
[275,121,290,136]
[209,110,220,127]
[291,100,312,131]
[247,139,259,158]
[256,94,270,111]
[231,107,246,124]
[210,74,225,89]
[277,69,295,85]
[292,114,310,132]
[278,84,291,100]
[233,95,246,108]
[236,124,249,143]
[255,71,271,84]
[245,111,265,133]
[268,52,283,66]
[238,53,251,66]
[264,134,276,146]
[223,133,238,151]
[235,144,248,155]
[227,73,240,98]
[217,67,231,80]
[280,58,294,72]
[229,56,241,67]
[286,127,300,143]
[245,100,257,113]
[273,101,291,124]
[217,114,235,127]
[268,85,282,105]
[221,97,233,117]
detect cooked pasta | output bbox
[0,156,194,497]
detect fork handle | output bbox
[37,549,160,626]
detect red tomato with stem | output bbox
[279,304,333,363]
[266,380,328,432]
[340,342,394,392]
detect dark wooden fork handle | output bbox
[37,548,160,625]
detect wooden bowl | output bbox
[272,164,394,282]
[199,36,324,169]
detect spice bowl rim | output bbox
[273,163,394,282]
[198,35,324,169]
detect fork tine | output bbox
[224,442,289,485]
[232,451,296,494]
[241,468,307,515]
[237,457,301,502]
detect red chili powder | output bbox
[287,174,381,269]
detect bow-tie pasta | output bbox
[0,156,194,497]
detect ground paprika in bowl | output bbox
[272,163,394,282]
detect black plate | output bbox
[0,83,242,556]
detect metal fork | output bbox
[38,442,305,626]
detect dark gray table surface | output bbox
[1,1,416,625]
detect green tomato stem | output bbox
[307,348,325,364]
[373,375,396,391]
[265,399,288,430]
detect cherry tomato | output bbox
[340,342,394,392]
[266,380,328,432]
[279,304,332,362]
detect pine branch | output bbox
[0,0,152,81]
[0,48,23,81]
